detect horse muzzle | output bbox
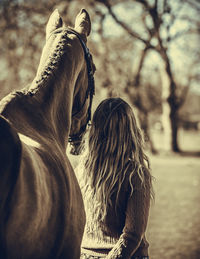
[69,139,85,155]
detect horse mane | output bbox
[30,28,72,95]
[0,28,72,112]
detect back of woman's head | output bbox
[90,98,143,163]
[82,97,152,223]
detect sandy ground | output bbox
[147,154,200,259]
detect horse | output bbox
[0,8,95,259]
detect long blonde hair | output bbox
[81,98,153,228]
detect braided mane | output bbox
[29,28,72,95]
[0,28,72,111]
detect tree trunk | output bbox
[161,50,181,152]
[138,111,157,154]
[169,107,180,152]
[160,66,172,151]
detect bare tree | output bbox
[95,0,200,152]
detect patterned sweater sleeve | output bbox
[106,180,150,259]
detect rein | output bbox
[67,29,95,143]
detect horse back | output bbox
[0,116,85,258]
[0,115,22,256]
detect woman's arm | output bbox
[106,182,150,259]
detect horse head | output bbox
[43,9,95,155]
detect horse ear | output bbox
[74,9,91,38]
[46,9,63,40]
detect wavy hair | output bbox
[81,98,154,229]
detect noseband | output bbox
[67,29,95,144]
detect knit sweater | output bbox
[76,163,151,259]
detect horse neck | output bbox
[35,72,74,148]
[1,70,75,150]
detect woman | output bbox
[76,98,154,259]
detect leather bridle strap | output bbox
[67,29,95,143]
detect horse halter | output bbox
[67,29,95,144]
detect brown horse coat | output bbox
[0,9,94,259]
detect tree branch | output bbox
[134,45,151,87]
[96,0,152,45]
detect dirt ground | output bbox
[146,153,200,259]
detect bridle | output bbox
[67,29,95,144]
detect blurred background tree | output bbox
[0,0,200,153]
